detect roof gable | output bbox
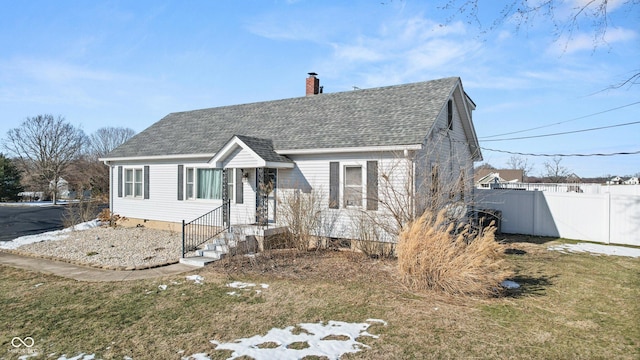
[105,77,475,159]
[210,135,294,169]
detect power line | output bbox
[481,120,640,142]
[479,100,640,139]
[481,147,640,157]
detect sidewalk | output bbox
[0,251,196,282]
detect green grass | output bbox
[0,241,638,359]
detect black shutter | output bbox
[329,162,339,209]
[177,165,184,201]
[367,161,378,210]
[143,166,150,199]
[235,168,243,204]
[117,166,123,198]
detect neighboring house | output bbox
[474,169,523,189]
[50,177,71,199]
[101,75,482,242]
[607,176,623,185]
[624,177,639,185]
[19,178,71,201]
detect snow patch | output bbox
[500,280,521,289]
[186,275,204,284]
[227,281,255,289]
[56,354,96,360]
[197,319,386,360]
[225,281,269,296]
[0,220,101,250]
[548,243,640,258]
[182,353,210,360]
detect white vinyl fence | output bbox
[474,187,640,246]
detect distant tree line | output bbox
[475,155,637,184]
[1,114,135,204]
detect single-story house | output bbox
[607,176,623,185]
[101,75,482,246]
[474,169,523,189]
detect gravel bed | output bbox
[15,226,185,270]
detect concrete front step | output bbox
[200,249,225,260]
[179,256,218,267]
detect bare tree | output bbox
[475,162,496,171]
[83,127,136,198]
[440,0,640,87]
[506,155,534,180]
[542,156,571,183]
[89,127,136,159]
[3,114,86,204]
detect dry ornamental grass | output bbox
[397,209,513,296]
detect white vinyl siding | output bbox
[224,147,259,169]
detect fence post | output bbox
[181,219,185,258]
[607,192,611,245]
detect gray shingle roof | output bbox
[106,77,460,158]
[233,135,293,163]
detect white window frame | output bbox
[124,168,144,198]
[186,168,195,200]
[343,165,363,208]
[227,168,235,202]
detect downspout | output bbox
[405,148,415,219]
[103,160,113,216]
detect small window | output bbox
[134,169,143,197]
[124,168,143,197]
[447,99,453,130]
[124,169,133,196]
[344,166,362,207]
[186,168,194,199]
[227,169,234,202]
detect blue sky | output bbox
[1,0,638,178]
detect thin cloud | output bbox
[316,16,480,88]
[3,58,123,83]
[548,27,637,55]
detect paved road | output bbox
[0,205,66,242]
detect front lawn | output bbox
[1,238,638,359]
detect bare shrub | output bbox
[97,208,124,228]
[351,211,395,258]
[62,198,101,228]
[277,188,326,251]
[397,209,512,297]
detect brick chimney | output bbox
[306,72,322,96]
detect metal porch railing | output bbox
[182,200,230,258]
